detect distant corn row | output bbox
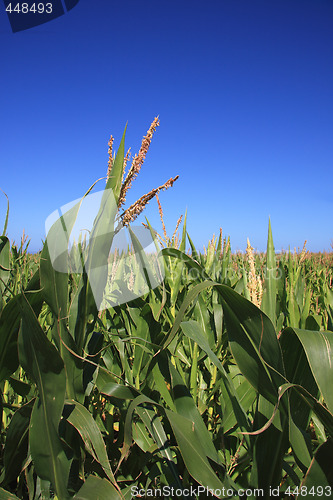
[18,229,333,334]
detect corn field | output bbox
[0,121,332,500]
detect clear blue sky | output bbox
[1,0,332,254]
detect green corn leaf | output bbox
[193,292,215,349]
[135,404,183,489]
[298,439,333,497]
[41,178,100,322]
[288,414,312,472]
[18,294,70,499]
[221,237,231,283]
[100,381,140,400]
[65,400,118,486]
[126,307,152,384]
[151,359,176,411]
[121,393,227,495]
[40,239,68,330]
[2,400,33,487]
[242,266,251,302]
[161,247,211,282]
[180,320,252,436]
[250,396,288,494]
[118,394,162,473]
[261,218,277,327]
[179,208,187,252]
[41,180,100,349]
[0,488,20,500]
[300,288,312,329]
[165,409,230,497]
[283,328,333,414]
[280,328,318,429]
[221,376,256,433]
[280,327,319,471]
[288,287,301,328]
[215,284,286,407]
[73,475,123,500]
[0,285,42,382]
[127,226,154,292]
[186,231,200,263]
[278,383,333,437]
[41,239,83,401]
[167,355,221,463]
[311,414,327,446]
[213,302,223,347]
[161,279,215,350]
[132,419,156,453]
[0,189,9,236]
[0,236,10,305]
[41,182,101,400]
[105,124,127,204]
[8,376,31,397]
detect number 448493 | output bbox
[285,486,332,496]
[5,3,53,14]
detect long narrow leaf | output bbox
[66,400,118,486]
[0,277,42,382]
[261,218,277,327]
[215,284,286,407]
[18,294,70,499]
[283,328,333,414]
[73,475,123,500]
[180,320,252,436]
